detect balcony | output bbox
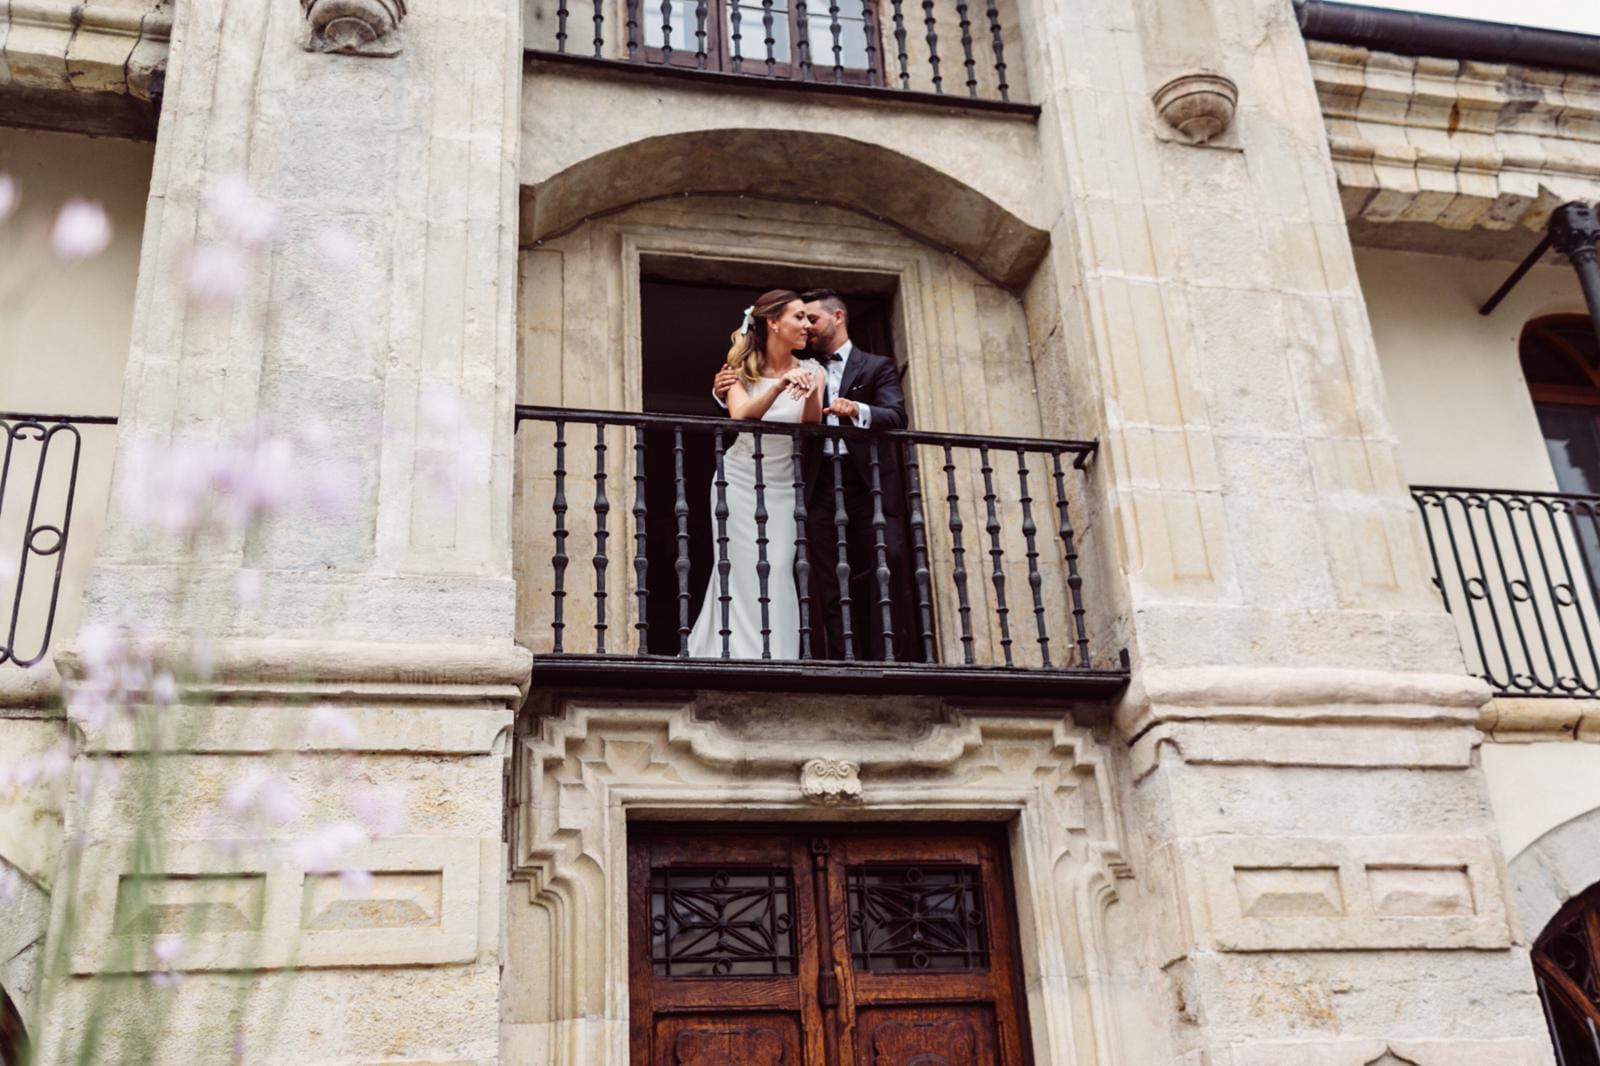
[1413,485,1600,699]
[523,0,1034,113]
[515,406,1129,700]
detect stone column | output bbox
[40,1,527,1062]
[1022,0,1551,1060]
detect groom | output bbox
[714,289,911,661]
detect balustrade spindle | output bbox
[626,0,640,58]
[673,426,691,655]
[660,0,674,59]
[753,431,773,659]
[904,446,936,662]
[695,0,708,65]
[556,0,569,52]
[922,0,942,93]
[593,424,610,654]
[1015,449,1050,666]
[942,444,974,665]
[1474,495,1541,688]
[791,440,814,659]
[731,1,744,72]
[794,0,814,79]
[828,0,844,82]
[714,432,732,659]
[890,0,910,88]
[633,426,649,654]
[1050,451,1091,668]
[867,440,895,661]
[984,0,1008,101]
[955,0,976,96]
[761,0,777,75]
[979,445,1013,666]
[593,0,605,57]
[832,450,855,660]
[551,420,568,654]
[861,0,881,86]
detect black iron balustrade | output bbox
[1413,484,1600,698]
[515,405,1128,698]
[1,412,116,670]
[527,0,1027,111]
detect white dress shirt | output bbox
[821,340,870,455]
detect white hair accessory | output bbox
[738,306,755,335]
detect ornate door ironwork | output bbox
[627,827,1028,1065]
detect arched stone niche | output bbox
[513,193,1097,666]
[501,698,1142,1064]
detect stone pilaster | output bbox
[41,0,526,1062]
[1021,0,1551,1059]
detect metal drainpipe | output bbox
[1550,202,1600,350]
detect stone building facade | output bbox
[2,0,1599,1063]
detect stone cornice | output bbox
[0,0,170,100]
[1308,38,1600,234]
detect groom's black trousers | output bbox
[804,458,915,662]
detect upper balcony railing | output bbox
[1,412,116,672]
[514,406,1128,699]
[1413,484,1600,699]
[524,0,1033,111]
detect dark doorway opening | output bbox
[638,268,901,657]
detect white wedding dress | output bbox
[688,364,820,660]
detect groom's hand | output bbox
[713,366,739,402]
[825,398,859,420]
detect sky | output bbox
[1336,0,1600,34]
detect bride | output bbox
[688,289,823,659]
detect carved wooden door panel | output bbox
[628,827,1028,1066]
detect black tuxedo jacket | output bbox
[803,347,907,515]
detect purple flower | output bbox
[0,174,15,223]
[50,198,112,260]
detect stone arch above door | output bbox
[1508,802,1600,940]
[518,129,1051,290]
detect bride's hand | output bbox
[781,367,814,397]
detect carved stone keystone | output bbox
[1152,72,1238,145]
[301,0,407,56]
[799,758,862,804]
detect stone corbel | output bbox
[1152,71,1239,147]
[300,0,407,57]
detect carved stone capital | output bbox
[1151,72,1238,145]
[300,0,407,57]
[799,758,861,804]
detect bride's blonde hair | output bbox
[726,289,802,385]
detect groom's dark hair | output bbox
[800,288,848,320]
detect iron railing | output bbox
[1413,485,1600,698]
[525,0,1027,109]
[514,405,1127,698]
[1,412,116,669]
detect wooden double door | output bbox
[628,826,1030,1065]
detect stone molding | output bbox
[505,701,1129,1065]
[1182,834,1512,953]
[68,836,490,974]
[1211,1038,1550,1065]
[1125,666,1489,777]
[0,0,169,99]
[1307,39,1600,234]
